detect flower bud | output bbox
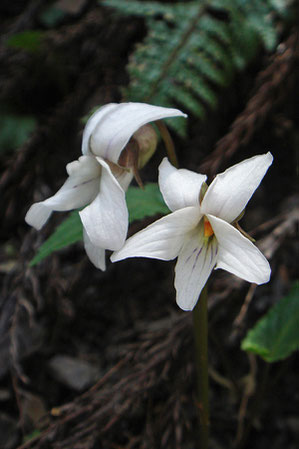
[133,124,158,169]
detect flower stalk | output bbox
[155,120,179,168]
[192,284,209,449]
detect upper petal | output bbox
[207,214,271,284]
[158,158,207,211]
[175,227,218,311]
[81,102,187,164]
[79,158,128,251]
[201,152,273,223]
[25,156,101,230]
[111,206,202,262]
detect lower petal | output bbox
[207,214,271,284]
[83,229,106,270]
[175,229,218,311]
[111,207,201,262]
[80,158,128,251]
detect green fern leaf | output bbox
[102,0,289,133]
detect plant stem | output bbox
[155,120,179,168]
[192,284,209,448]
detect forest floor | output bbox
[0,1,298,449]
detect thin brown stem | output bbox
[155,120,179,168]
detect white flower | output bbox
[111,153,273,310]
[25,102,187,270]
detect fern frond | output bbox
[101,0,291,134]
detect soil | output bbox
[0,2,298,449]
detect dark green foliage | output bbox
[101,0,291,135]
[5,30,45,53]
[241,281,299,362]
[29,211,83,266]
[0,112,36,153]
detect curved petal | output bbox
[201,153,273,223]
[208,214,271,284]
[111,206,202,262]
[175,228,218,311]
[79,158,128,251]
[25,156,101,230]
[83,229,106,270]
[82,102,187,164]
[158,158,207,211]
[81,104,119,156]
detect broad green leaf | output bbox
[30,211,83,266]
[6,31,44,53]
[0,113,36,153]
[30,183,169,266]
[241,281,299,362]
[127,182,169,222]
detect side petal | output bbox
[158,158,207,211]
[83,229,106,270]
[25,203,52,230]
[175,229,218,311]
[111,206,202,262]
[82,102,187,164]
[201,152,273,223]
[25,156,101,230]
[208,214,271,284]
[79,158,128,251]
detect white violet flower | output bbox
[25,102,187,270]
[111,153,273,310]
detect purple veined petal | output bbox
[79,158,128,251]
[174,226,218,311]
[207,214,271,284]
[25,156,101,230]
[111,206,202,262]
[158,158,207,212]
[82,102,187,164]
[83,228,106,270]
[201,152,273,223]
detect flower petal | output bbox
[207,214,271,284]
[25,156,101,230]
[201,152,273,223]
[158,158,207,211]
[111,206,202,262]
[83,229,106,270]
[175,228,218,311]
[81,102,187,164]
[79,158,128,251]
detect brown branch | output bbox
[200,30,299,177]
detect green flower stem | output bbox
[192,284,210,448]
[155,120,179,168]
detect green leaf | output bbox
[102,0,288,131]
[39,6,66,28]
[241,281,299,362]
[6,30,44,53]
[127,182,170,221]
[30,211,83,266]
[30,183,169,266]
[0,113,36,154]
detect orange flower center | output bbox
[204,216,214,238]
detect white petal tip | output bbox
[25,203,52,230]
